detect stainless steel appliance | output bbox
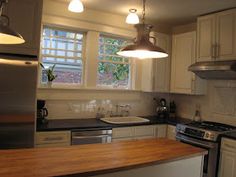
[0,53,38,149]
[188,60,236,80]
[71,128,112,145]
[176,121,235,177]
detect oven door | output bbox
[176,133,218,177]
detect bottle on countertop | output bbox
[193,104,201,122]
[169,101,176,118]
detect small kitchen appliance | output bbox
[156,98,168,118]
[176,121,235,177]
[37,100,48,124]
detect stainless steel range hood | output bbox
[188,60,236,80]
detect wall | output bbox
[37,0,167,119]
[170,80,236,126]
[37,89,157,119]
[168,23,236,126]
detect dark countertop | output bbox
[221,131,236,140]
[37,116,191,132]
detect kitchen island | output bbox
[0,138,207,177]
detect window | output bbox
[97,35,130,89]
[41,26,84,85]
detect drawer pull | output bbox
[44,137,63,141]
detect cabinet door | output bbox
[112,127,134,140]
[156,125,167,138]
[197,15,216,61]
[141,59,154,92]
[134,125,156,139]
[0,0,43,55]
[171,32,196,94]
[219,151,236,177]
[167,125,176,140]
[153,33,171,92]
[141,33,171,93]
[216,9,236,60]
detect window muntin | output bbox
[97,35,130,89]
[41,26,84,84]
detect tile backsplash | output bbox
[171,80,236,126]
[37,89,158,119]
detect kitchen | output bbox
[0,0,236,177]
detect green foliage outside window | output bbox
[97,36,130,88]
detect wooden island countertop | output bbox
[0,138,207,177]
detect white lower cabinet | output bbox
[167,125,176,140]
[218,138,236,177]
[35,131,71,148]
[112,125,172,142]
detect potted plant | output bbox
[40,63,57,86]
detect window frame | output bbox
[96,34,133,90]
[39,25,86,88]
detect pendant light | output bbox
[68,0,84,13]
[117,0,168,59]
[126,9,139,25]
[0,0,25,44]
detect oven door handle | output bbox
[177,136,215,148]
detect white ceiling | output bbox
[64,0,236,25]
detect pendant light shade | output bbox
[0,24,25,44]
[0,1,25,44]
[68,0,84,13]
[126,9,139,25]
[118,0,168,59]
[117,24,168,59]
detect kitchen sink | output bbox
[100,116,150,125]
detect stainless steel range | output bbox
[176,121,235,177]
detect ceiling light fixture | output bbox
[117,0,168,59]
[126,9,139,24]
[0,0,25,44]
[68,0,84,13]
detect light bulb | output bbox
[126,9,139,24]
[68,0,84,13]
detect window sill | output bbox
[38,84,141,92]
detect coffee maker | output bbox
[37,100,48,124]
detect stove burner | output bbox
[187,121,235,132]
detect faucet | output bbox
[109,104,131,117]
[96,107,105,119]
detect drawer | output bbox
[112,127,133,138]
[134,125,156,137]
[36,131,71,145]
[221,138,236,152]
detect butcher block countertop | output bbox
[0,138,207,177]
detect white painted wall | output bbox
[170,80,236,126]
[37,0,163,119]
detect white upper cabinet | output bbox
[216,9,236,60]
[141,33,171,92]
[197,8,236,61]
[197,14,216,61]
[171,32,206,95]
[0,0,43,55]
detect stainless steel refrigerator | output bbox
[0,53,37,149]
